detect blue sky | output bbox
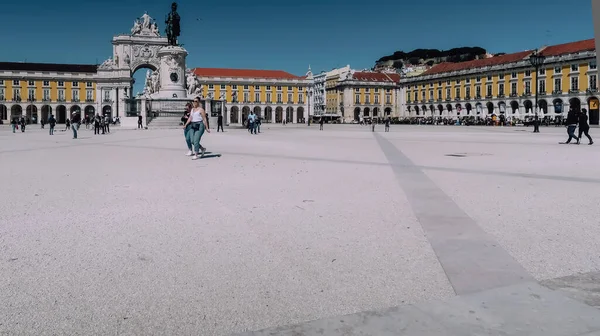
[0,0,594,77]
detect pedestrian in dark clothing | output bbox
[319,118,324,130]
[71,112,81,139]
[217,113,224,132]
[20,117,26,132]
[560,109,580,144]
[48,115,56,135]
[94,114,101,135]
[385,118,390,132]
[10,118,17,133]
[533,114,540,133]
[138,115,143,129]
[41,118,46,129]
[577,108,594,145]
[104,115,110,133]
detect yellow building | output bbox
[0,62,98,124]
[192,68,312,124]
[324,67,401,123]
[401,39,599,125]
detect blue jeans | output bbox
[49,125,55,135]
[184,125,192,151]
[190,122,205,154]
[11,124,15,133]
[567,125,579,143]
[72,123,79,138]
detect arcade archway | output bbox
[230,106,239,124]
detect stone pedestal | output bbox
[155,46,188,99]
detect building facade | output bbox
[312,71,326,116]
[0,63,98,124]
[401,39,599,125]
[323,65,402,122]
[192,67,312,124]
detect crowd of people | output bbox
[561,108,594,145]
[10,113,117,139]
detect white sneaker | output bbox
[185,151,192,156]
[192,155,199,160]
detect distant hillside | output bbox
[375,47,488,69]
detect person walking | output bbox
[20,116,26,132]
[560,108,580,144]
[40,118,46,129]
[104,115,110,133]
[138,114,143,129]
[183,97,210,160]
[385,117,390,132]
[217,113,224,132]
[182,103,194,156]
[65,118,71,131]
[248,111,256,135]
[71,112,81,139]
[94,114,101,135]
[577,108,594,145]
[533,114,540,133]
[48,115,56,135]
[256,115,261,133]
[10,117,17,133]
[319,117,324,131]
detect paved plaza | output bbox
[2,124,600,335]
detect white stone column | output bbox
[141,97,147,126]
[271,108,275,123]
[225,103,230,125]
[292,108,297,124]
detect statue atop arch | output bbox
[131,12,160,37]
[165,2,181,46]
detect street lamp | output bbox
[306,87,313,126]
[529,50,546,117]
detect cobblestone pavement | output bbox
[1,124,600,335]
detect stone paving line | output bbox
[1,125,600,335]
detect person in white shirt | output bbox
[183,97,210,160]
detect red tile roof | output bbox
[0,62,97,73]
[192,68,303,79]
[539,38,595,57]
[352,71,400,82]
[423,50,532,76]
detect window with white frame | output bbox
[554,78,562,92]
[254,85,259,90]
[103,90,110,101]
[86,82,93,87]
[524,81,531,94]
[438,89,442,99]
[571,64,579,72]
[590,61,597,70]
[365,88,370,92]
[355,94,360,104]
[475,86,480,97]
[486,84,492,96]
[429,82,433,87]
[374,95,379,104]
[220,84,226,90]
[43,80,49,86]
[466,86,471,97]
[511,72,517,79]
[465,78,471,84]
[276,93,282,102]
[498,83,504,95]
[498,73,505,80]
[365,95,370,104]
[243,85,249,90]
[355,88,360,92]
[476,76,481,83]
[487,75,492,81]
[266,85,271,90]
[28,89,35,100]
[590,75,597,90]
[86,90,93,101]
[511,82,517,95]
[243,92,249,102]
[525,70,531,77]
[455,87,460,98]
[72,81,78,87]
[288,86,292,91]
[277,86,282,91]
[72,89,79,101]
[421,91,425,100]
[0,80,4,86]
[571,77,579,91]
[298,94,303,104]
[288,93,293,103]
[386,95,391,104]
[43,89,50,101]
[28,80,34,86]
[208,84,214,89]
[429,89,433,100]
[539,68,546,75]
[455,79,460,84]
[58,89,65,101]
[446,88,450,98]
[13,80,20,86]
[232,85,238,90]
[539,79,546,93]
[58,81,64,87]
[13,88,21,100]
[254,92,260,102]
[0,88,4,100]
[375,88,379,93]
[554,66,562,73]
[414,92,418,101]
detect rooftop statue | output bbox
[165,2,181,46]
